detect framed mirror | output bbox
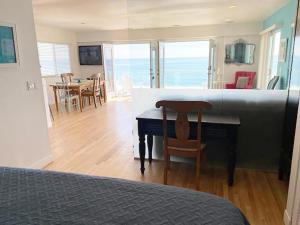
[225,39,255,65]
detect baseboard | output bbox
[284,209,291,225]
[30,155,53,169]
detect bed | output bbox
[0,167,249,225]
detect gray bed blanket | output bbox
[0,167,249,225]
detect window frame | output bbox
[266,30,281,81]
[158,40,210,89]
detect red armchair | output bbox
[225,71,256,89]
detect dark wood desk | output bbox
[136,109,240,186]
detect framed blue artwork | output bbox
[0,23,18,66]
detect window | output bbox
[265,31,281,82]
[159,41,209,89]
[37,42,71,76]
[270,31,281,77]
[113,43,151,90]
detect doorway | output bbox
[110,43,151,96]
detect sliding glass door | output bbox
[150,41,159,88]
[208,39,217,89]
[159,40,210,89]
[103,40,214,97]
[102,44,115,94]
[113,43,151,95]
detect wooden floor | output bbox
[47,98,289,225]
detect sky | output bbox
[113,41,210,59]
[164,41,209,58]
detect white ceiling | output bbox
[32,0,289,31]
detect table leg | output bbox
[147,135,153,164]
[228,126,238,186]
[53,86,59,113]
[78,88,83,112]
[139,134,146,174]
[103,81,107,103]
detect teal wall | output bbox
[263,0,298,89]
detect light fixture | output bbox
[229,5,237,9]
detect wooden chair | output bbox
[56,82,80,112]
[82,76,102,108]
[155,100,212,190]
[87,73,104,103]
[89,73,102,80]
[61,73,81,98]
[61,73,74,83]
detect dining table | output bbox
[50,79,107,113]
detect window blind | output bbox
[37,42,71,76]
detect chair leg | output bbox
[66,98,71,112]
[81,97,85,109]
[93,95,97,108]
[88,97,91,105]
[196,152,201,190]
[164,152,168,185]
[98,95,102,105]
[76,98,80,111]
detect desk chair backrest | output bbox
[267,76,279,90]
[155,100,212,151]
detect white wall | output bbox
[77,23,261,42]
[0,0,52,168]
[77,22,262,86]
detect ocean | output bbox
[114,57,209,89]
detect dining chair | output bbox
[89,73,102,80]
[61,73,83,97]
[61,73,74,83]
[82,76,102,108]
[56,82,80,112]
[87,73,104,103]
[155,100,212,190]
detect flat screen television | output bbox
[79,45,102,65]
